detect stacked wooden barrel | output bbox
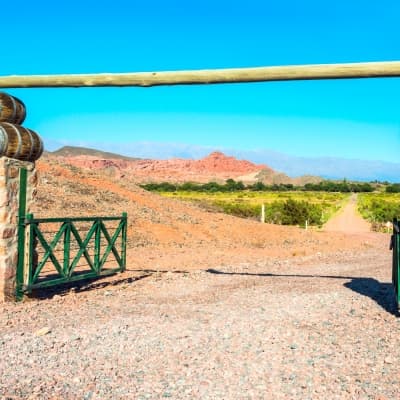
[0,93,43,162]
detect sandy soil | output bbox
[324,194,371,233]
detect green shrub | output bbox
[211,199,322,226]
[386,184,400,193]
[214,201,260,219]
[360,199,400,222]
[281,199,321,225]
[266,199,322,226]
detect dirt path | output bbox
[323,193,370,233]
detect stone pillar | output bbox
[0,157,36,302]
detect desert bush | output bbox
[265,199,322,226]
[213,201,260,219]
[141,182,177,192]
[211,198,322,226]
[386,184,400,193]
[360,200,400,222]
[280,199,322,225]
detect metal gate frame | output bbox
[16,168,127,300]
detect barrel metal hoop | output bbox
[26,128,35,161]
[14,126,22,159]
[7,122,22,159]
[9,95,17,122]
[19,101,26,124]
[0,125,9,155]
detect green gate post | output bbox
[121,212,127,271]
[26,213,34,293]
[16,168,27,301]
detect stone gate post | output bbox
[0,157,37,302]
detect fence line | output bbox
[1,61,400,88]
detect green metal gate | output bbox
[16,165,127,300]
[391,218,400,308]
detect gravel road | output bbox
[1,232,399,400]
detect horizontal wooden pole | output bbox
[1,61,400,88]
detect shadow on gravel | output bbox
[27,269,190,300]
[29,273,153,300]
[344,278,399,317]
[206,269,399,317]
[206,268,355,280]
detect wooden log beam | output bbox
[1,61,400,88]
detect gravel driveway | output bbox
[1,243,399,400]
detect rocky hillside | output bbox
[50,146,140,161]
[47,146,320,184]
[253,169,322,185]
[47,149,269,183]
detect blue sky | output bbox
[1,0,399,164]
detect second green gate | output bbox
[391,218,400,308]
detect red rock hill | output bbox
[49,150,270,183]
[191,151,267,173]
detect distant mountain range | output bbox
[47,142,400,182]
[233,148,400,183]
